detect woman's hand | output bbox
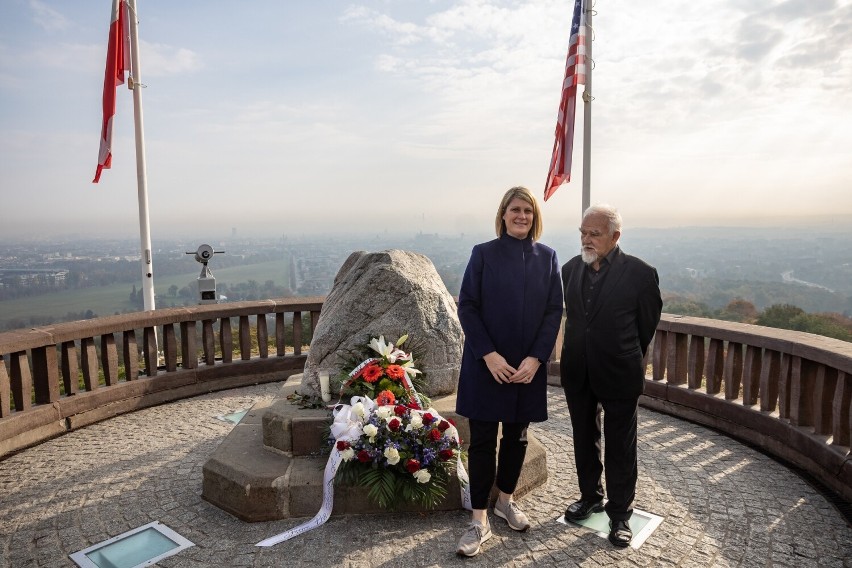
[483,352,517,384]
[508,357,540,384]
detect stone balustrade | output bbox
[644,314,851,501]
[0,297,323,457]
[1,304,850,501]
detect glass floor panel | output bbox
[216,409,248,424]
[557,504,663,549]
[69,521,194,568]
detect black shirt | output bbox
[581,245,619,317]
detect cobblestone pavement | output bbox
[1,384,850,568]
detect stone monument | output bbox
[303,249,463,397]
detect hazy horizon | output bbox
[2,1,851,240]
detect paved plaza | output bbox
[1,383,850,567]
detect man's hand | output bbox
[483,352,517,384]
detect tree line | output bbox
[664,296,852,342]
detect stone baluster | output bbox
[293,312,302,356]
[220,318,233,363]
[202,319,216,365]
[163,324,178,372]
[32,344,60,403]
[256,314,268,359]
[238,316,251,360]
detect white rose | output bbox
[363,424,378,439]
[413,469,431,484]
[376,406,393,420]
[383,447,400,465]
[340,448,355,461]
[444,426,459,440]
[352,402,366,421]
[409,413,423,429]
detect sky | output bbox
[1,0,851,242]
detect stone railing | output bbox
[0,297,323,457]
[1,304,850,500]
[643,314,851,501]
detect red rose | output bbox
[394,405,407,416]
[439,449,454,461]
[357,450,372,463]
[405,458,421,473]
[437,420,450,432]
[407,401,421,410]
[423,412,435,424]
[388,418,401,432]
[336,440,350,451]
[429,428,442,442]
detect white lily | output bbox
[368,335,393,358]
[400,359,421,378]
[368,335,412,364]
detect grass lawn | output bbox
[0,260,290,328]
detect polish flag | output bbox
[93,0,130,183]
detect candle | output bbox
[319,372,331,402]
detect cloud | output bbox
[769,0,837,19]
[140,42,201,76]
[15,40,199,79]
[29,0,69,32]
[734,19,784,61]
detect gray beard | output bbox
[581,249,598,265]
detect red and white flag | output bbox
[544,0,586,201]
[93,0,131,183]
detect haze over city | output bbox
[1,0,851,240]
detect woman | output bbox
[455,186,563,557]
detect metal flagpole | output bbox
[126,0,155,314]
[581,0,593,214]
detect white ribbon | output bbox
[256,381,471,548]
[255,449,342,547]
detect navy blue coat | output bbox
[455,234,563,423]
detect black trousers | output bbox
[467,419,529,510]
[565,382,638,521]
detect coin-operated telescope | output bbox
[186,244,223,304]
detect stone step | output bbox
[202,376,548,522]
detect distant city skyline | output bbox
[2,0,851,240]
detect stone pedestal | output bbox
[202,375,548,521]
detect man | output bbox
[560,204,662,548]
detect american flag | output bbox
[93,0,131,183]
[544,0,586,201]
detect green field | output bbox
[0,259,290,328]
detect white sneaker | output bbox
[456,519,492,557]
[494,499,531,531]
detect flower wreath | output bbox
[332,335,459,509]
[255,334,471,548]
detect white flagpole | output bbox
[581,0,593,214]
[126,0,156,314]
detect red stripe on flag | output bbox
[93,0,130,183]
[544,0,586,201]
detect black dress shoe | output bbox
[608,519,632,548]
[563,498,604,521]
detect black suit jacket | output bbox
[560,247,662,400]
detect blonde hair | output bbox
[494,186,542,241]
